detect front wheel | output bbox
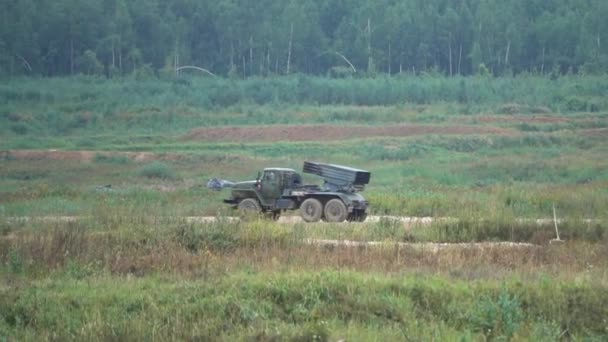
[324,199,348,223]
[300,198,323,223]
[237,198,262,219]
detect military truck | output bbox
[209,161,370,222]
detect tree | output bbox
[76,50,103,75]
[0,0,606,77]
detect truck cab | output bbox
[258,168,302,206]
[226,168,301,207]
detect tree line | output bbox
[2,0,607,78]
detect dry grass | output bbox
[2,219,607,283]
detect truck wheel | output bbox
[237,198,261,218]
[324,199,348,222]
[300,198,323,222]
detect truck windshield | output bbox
[264,171,276,181]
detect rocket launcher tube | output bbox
[302,161,371,192]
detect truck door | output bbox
[260,170,282,206]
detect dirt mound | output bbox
[184,124,510,142]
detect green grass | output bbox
[1,208,607,340]
[2,271,607,341]
[2,130,607,218]
[0,213,607,339]
[2,75,608,340]
[1,214,607,341]
[2,74,608,144]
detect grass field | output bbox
[1,75,608,340]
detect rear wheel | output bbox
[300,198,323,222]
[324,199,348,223]
[237,198,261,218]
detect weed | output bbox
[7,248,24,274]
[66,259,99,280]
[372,217,405,240]
[470,288,523,339]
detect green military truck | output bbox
[210,161,370,222]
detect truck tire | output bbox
[324,199,348,223]
[300,198,323,222]
[237,198,261,218]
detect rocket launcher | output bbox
[302,161,371,193]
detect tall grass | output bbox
[1,74,607,139]
[1,215,607,340]
[2,74,607,109]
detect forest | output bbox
[2,0,608,78]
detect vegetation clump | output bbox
[137,161,176,180]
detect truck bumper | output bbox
[350,200,369,211]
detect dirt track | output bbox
[5,215,432,225]
[6,215,589,226]
[303,239,537,252]
[184,124,511,142]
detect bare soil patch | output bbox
[1,150,184,162]
[184,124,511,142]
[496,103,553,114]
[580,128,608,137]
[469,115,571,124]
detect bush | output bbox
[563,96,588,112]
[470,288,523,339]
[93,153,130,164]
[175,219,241,252]
[7,248,24,274]
[10,123,29,135]
[137,161,176,180]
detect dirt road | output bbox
[6,215,589,226]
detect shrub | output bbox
[8,248,24,274]
[470,288,523,339]
[93,153,130,164]
[175,219,240,252]
[10,123,29,135]
[563,96,588,112]
[137,161,176,180]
